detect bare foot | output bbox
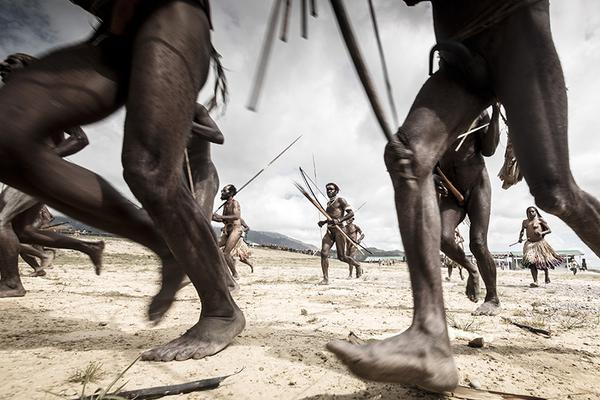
[85,241,105,275]
[28,268,47,277]
[327,327,458,393]
[445,277,450,282]
[142,308,246,362]
[465,272,480,303]
[319,279,329,285]
[529,282,539,288]
[0,281,26,298]
[347,275,353,280]
[545,278,551,284]
[356,267,363,279]
[471,300,501,316]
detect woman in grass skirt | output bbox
[517,206,563,287]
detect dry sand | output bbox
[1,237,599,399]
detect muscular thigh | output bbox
[439,196,465,239]
[223,229,242,253]
[480,0,569,189]
[0,42,125,142]
[122,1,212,177]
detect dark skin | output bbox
[318,184,360,285]
[344,218,364,278]
[0,1,244,361]
[212,186,242,279]
[0,76,104,296]
[328,0,600,392]
[436,109,501,315]
[518,206,552,286]
[444,230,464,281]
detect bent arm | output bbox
[55,127,89,157]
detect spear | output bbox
[329,0,416,186]
[299,166,326,198]
[215,134,302,211]
[247,0,284,111]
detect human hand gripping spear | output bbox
[214,134,302,212]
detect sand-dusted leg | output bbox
[320,231,335,284]
[439,198,479,302]
[118,1,243,361]
[466,174,500,315]
[328,70,487,393]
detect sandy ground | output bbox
[1,236,600,400]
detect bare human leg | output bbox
[18,243,50,276]
[320,232,334,284]
[221,229,242,279]
[121,1,243,361]
[327,70,488,393]
[439,197,480,302]
[13,206,104,274]
[466,173,500,315]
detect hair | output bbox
[526,206,542,218]
[223,184,237,196]
[325,182,339,192]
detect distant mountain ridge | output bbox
[51,216,407,255]
[51,216,319,250]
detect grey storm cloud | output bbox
[2,1,600,265]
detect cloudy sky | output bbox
[2,1,600,265]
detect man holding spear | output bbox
[317,183,361,285]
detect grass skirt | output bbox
[522,239,562,271]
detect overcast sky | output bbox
[2,1,600,265]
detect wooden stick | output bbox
[75,371,241,400]
[503,318,551,338]
[280,0,292,42]
[246,0,283,111]
[329,0,416,186]
[435,166,465,206]
[301,0,308,38]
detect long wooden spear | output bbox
[329,0,416,186]
[215,135,302,212]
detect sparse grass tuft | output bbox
[67,362,105,384]
[447,314,482,332]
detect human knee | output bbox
[122,156,172,205]
[469,238,488,257]
[384,128,434,183]
[530,182,575,218]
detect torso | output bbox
[523,217,545,242]
[223,199,241,230]
[326,197,349,221]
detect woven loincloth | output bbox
[522,239,563,271]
